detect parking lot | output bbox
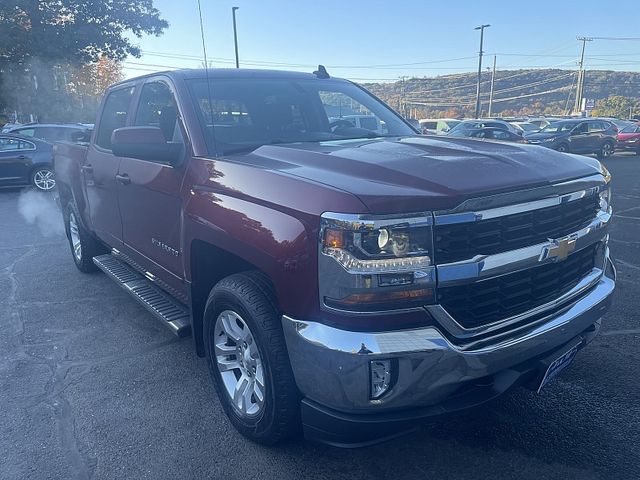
[0,154,638,480]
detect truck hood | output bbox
[240,136,601,213]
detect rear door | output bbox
[117,78,189,300]
[0,137,36,185]
[587,120,606,152]
[568,121,590,152]
[84,85,136,247]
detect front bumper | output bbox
[282,258,615,447]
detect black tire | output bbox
[31,166,56,191]
[597,141,614,159]
[556,143,569,153]
[203,271,300,445]
[63,202,104,273]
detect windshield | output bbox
[187,77,415,155]
[539,121,579,133]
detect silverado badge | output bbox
[540,236,577,263]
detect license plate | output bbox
[537,342,581,393]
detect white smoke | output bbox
[17,189,65,237]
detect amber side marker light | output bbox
[323,228,344,249]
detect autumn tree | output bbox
[0,0,167,121]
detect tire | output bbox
[556,143,569,153]
[203,271,300,445]
[63,203,103,273]
[597,141,614,159]
[31,166,56,191]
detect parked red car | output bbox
[616,124,640,155]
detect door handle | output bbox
[81,164,93,174]
[18,155,26,160]
[115,173,131,185]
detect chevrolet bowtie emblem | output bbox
[540,237,577,263]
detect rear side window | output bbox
[96,87,135,150]
[588,121,604,132]
[13,128,35,137]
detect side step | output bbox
[93,254,191,337]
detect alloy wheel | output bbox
[33,169,56,191]
[601,143,613,157]
[68,212,82,261]
[214,310,266,418]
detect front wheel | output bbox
[203,272,300,445]
[598,142,614,159]
[556,143,569,153]
[31,167,56,191]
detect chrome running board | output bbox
[93,254,191,337]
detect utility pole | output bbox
[574,36,592,114]
[399,76,407,117]
[488,55,497,117]
[474,24,491,119]
[232,7,240,68]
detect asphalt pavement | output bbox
[1,154,638,480]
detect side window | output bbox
[574,122,588,134]
[135,81,184,144]
[14,128,35,137]
[96,86,135,150]
[492,130,509,140]
[588,121,603,133]
[0,138,34,151]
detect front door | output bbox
[84,85,136,247]
[0,137,35,186]
[117,79,188,300]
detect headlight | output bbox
[599,164,612,212]
[542,137,556,142]
[319,212,435,313]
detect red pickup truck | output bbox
[54,68,615,447]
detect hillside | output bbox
[361,69,640,118]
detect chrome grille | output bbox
[437,244,598,329]
[434,194,600,264]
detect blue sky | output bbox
[124,0,640,81]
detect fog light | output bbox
[370,360,392,399]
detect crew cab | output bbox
[54,68,615,447]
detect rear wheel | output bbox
[31,167,56,191]
[598,141,614,158]
[64,203,103,273]
[556,143,569,153]
[203,272,300,445]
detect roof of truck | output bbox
[112,68,342,87]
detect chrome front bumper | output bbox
[282,258,615,414]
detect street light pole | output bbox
[474,24,491,119]
[232,7,240,68]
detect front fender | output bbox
[183,186,317,317]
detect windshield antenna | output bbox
[197,0,220,157]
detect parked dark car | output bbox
[447,119,520,137]
[525,119,617,158]
[0,134,55,191]
[467,127,526,143]
[616,123,640,154]
[7,123,91,144]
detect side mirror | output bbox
[111,126,182,165]
[71,129,92,143]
